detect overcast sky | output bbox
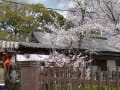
[16,0,74,17]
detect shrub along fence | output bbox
[18,61,120,90]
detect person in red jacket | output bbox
[2,54,13,90]
[2,54,12,71]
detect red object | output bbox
[2,54,12,70]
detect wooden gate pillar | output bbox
[18,61,39,90]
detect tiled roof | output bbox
[0,31,119,53]
[32,31,120,52]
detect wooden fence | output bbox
[18,62,120,90]
[39,66,120,90]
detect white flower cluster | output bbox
[66,0,120,49]
[43,0,120,49]
[43,51,92,79]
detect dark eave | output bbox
[0,40,120,59]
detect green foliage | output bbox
[0,2,37,40]
[90,29,101,36]
[49,10,65,26]
[47,82,120,90]
[0,30,9,40]
[83,28,102,36]
[30,4,65,27]
[13,83,21,90]
[0,2,66,41]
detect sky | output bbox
[16,0,74,17]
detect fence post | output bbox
[90,66,93,90]
[47,68,51,90]
[106,67,110,90]
[18,61,40,90]
[77,68,80,90]
[64,67,67,90]
[98,67,101,90]
[116,66,119,90]
[82,67,86,90]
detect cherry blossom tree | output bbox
[63,0,120,49]
[44,13,84,50]
[42,51,92,79]
[66,0,97,25]
[96,0,120,49]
